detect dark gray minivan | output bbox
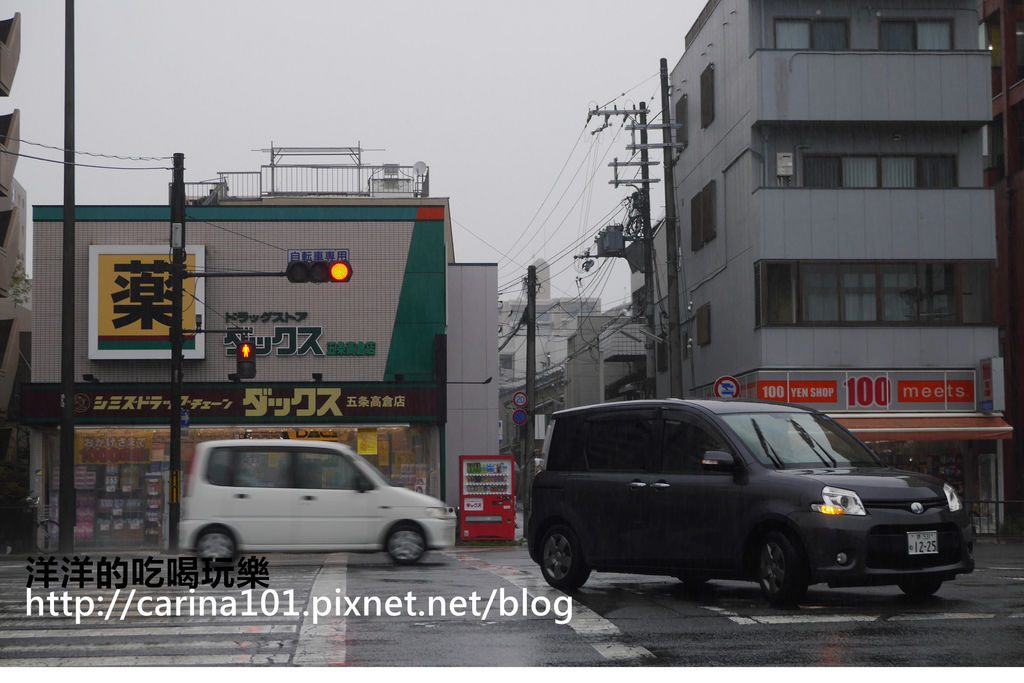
[527,399,975,605]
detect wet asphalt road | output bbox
[1,542,1023,666]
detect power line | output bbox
[7,136,174,161]
[0,148,172,171]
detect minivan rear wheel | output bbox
[758,531,808,606]
[387,524,426,565]
[898,576,943,599]
[540,525,591,591]
[196,529,235,559]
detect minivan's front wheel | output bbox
[540,525,591,591]
[758,531,808,606]
[898,576,943,599]
[387,524,426,565]
[196,529,235,559]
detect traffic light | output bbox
[286,260,352,283]
[236,339,256,379]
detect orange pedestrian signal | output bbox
[236,340,256,379]
[286,260,353,283]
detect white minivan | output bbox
[180,439,457,563]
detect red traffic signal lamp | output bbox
[286,260,352,283]
[236,339,256,379]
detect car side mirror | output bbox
[355,475,371,493]
[700,450,735,471]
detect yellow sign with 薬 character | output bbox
[88,245,206,359]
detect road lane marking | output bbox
[0,654,291,666]
[1,638,292,654]
[452,553,655,662]
[293,552,347,667]
[700,606,878,625]
[700,605,757,625]
[888,612,995,622]
[0,623,297,638]
[753,614,878,624]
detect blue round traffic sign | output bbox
[512,409,528,425]
[714,376,740,399]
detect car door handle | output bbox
[302,495,317,501]
[629,481,647,489]
[651,482,671,489]
[234,493,249,499]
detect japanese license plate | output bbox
[907,530,938,555]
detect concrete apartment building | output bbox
[660,0,1012,528]
[0,11,29,464]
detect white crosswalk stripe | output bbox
[0,562,317,666]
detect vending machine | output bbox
[459,455,515,541]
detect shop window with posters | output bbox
[869,440,966,500]
[69,429,162,548]
[45,423,441,549]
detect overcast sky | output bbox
[8,0,703,308]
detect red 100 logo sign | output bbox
[844,376,891,408]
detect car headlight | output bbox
[811,486,866,516]
[426,506,456,519]
[943,483,962,512]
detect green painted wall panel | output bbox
[384,220,446,382]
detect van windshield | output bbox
[720,412,881,470]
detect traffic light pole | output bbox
[58,0,76,553]
[168,152,185,554]
[163,153,351,551]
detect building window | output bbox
[696,303,711,345]
[758,261,993,326]
[804,156,841,187]
[674,93,688,147]
[880,19,952,51]
[690,180,717,251]
[801,264,840,321]
[802,155,956,188]
[700,64,714,129]
[775,19,849,50]
[499,353,515,373]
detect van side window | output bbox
[546,416,587,471]
[586,418,655,472]
[662,418,729,474]
[296,451,360,490]
[206,449,235,486]
[234,450,293,488]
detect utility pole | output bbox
[660,58,684,397]
[638,102,656,399]
[168,152,185,553]
[592,104,661,399]
[58,0,76,553]
[523,265,536,507]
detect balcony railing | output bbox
[184,162,429,205]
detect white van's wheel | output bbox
[196,530,235,559]
[387,525,426,565]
